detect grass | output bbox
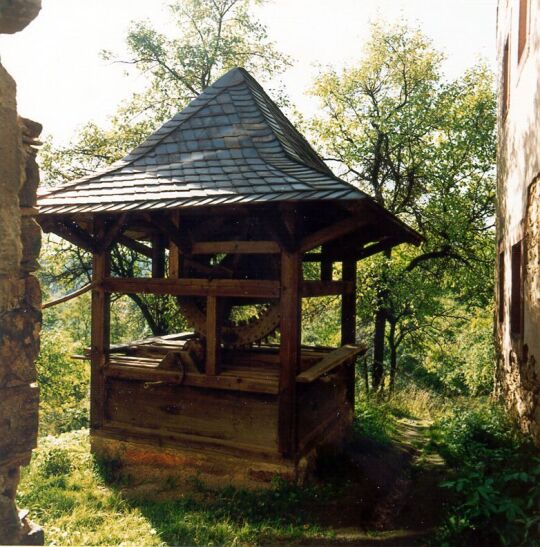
[18,429,337,546]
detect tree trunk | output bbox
[372,305,386,391]
[372,249,392,391]
[128,293,167,336]
[388,321,398,392]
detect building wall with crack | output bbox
[0,0,43,544]
[496,0,540,443]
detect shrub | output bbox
[433,404,540,545]
[38,448,73,478]
[36,329,90,435]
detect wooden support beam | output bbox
[262,214,296,252]
[50,219,97,252]
[98,213,128,252]
[303,253,322,262]
[278,250,301,457]
[90,217,110,430]
[301,280,354,298]
[190,240,280,255]
[296,344,366,383]
[342,259,357,408]
[321,245,333,281]
[357,237,399,261]
[150,212,192,254]
[100,277,280,299]
[299,216,370,254]
[152,235,166,278]
[42,282,94,310]
[118,235,153,258]
[168,210,182,278]
[205,295,221,376]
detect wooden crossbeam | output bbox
[118,235,153,258]
[262,215,296,252]
[100,277,280,298]
[301,280,354,298]
[191,241,280,254]
[299,216,370,253]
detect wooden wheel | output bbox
[177,253,280,348]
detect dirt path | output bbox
[309,418,448,545]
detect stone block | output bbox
[19,151,39,207]
[0,494,20,544]
[0,384,39,463]
[0,464,21,498]
[0,0,41,34]
[0,282,41,388]
[20,216,41,272]
[0,64,23,275]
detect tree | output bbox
[40,0,290,335]
[308,22,496,391]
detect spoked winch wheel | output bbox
[177,252,280,349]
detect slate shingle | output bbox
[38,67,378,215]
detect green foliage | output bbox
[36,329,89,436]
[308,21,496,391]
[422,306,495,396]
[37,448,73,479]
[353,396,396,446]
[432,404,540,545]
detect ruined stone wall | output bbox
[0,0,43,543]
[496,0,540,443]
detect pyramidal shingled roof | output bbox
[38,67,369,215]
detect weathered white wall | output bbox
[497,0,540,441]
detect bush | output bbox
[432,404,540,545]
[36,329,90,435]
[38,448,73,478]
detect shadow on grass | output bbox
[93,431,428,546]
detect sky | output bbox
[0,0,497,145]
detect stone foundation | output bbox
[0,1,43,543]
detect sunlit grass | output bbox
[18,430,334,546]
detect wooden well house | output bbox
[37,68,420,489]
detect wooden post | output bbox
[206,295,221,375]
[152,235,166,278]
[341,260,357,409]
[90,216,110,430]
[168,210,182,278]
[278,250,301,457]
[320,244,333,281]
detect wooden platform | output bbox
[82,334,365,397]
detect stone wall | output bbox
[496,0,540,444]
[0,0,43,544]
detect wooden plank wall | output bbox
[105,380,279,453]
